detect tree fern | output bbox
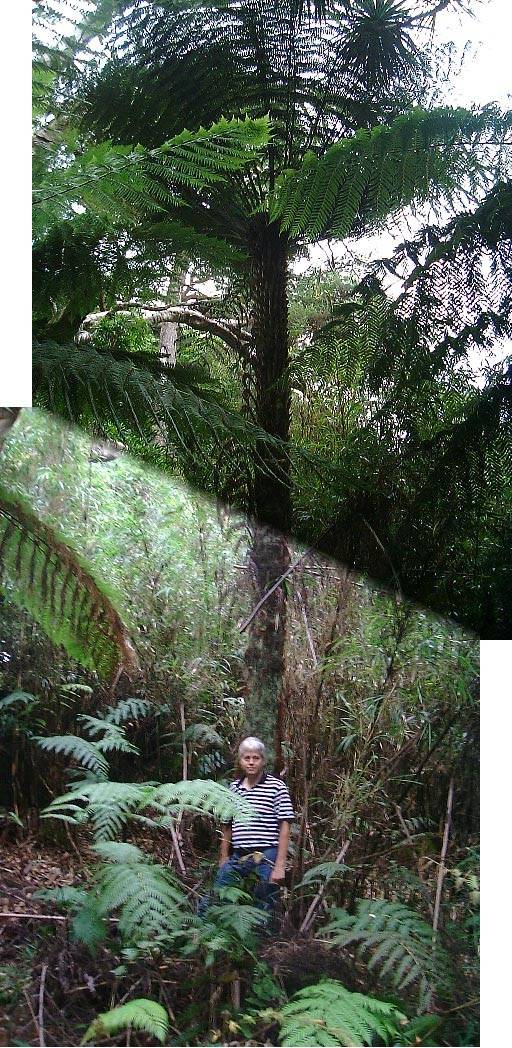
[278,979,406,1047]
[0,483,138,679]
[82,998,169,1044]
[324,899,451,1011]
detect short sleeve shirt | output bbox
[224,773,295,848]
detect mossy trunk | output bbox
[243,220,291,770]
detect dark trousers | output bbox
[200,846,279,916]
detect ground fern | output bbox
[324,899,451,1011]
[278,979,406,1047]
[81,998,169,1045]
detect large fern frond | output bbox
[271,106,512,241]
[43,777,254,841]
[32,341,291,488]
[82,998,169,1044]
[33,115,270,240]
[278,979,406,1047]
[0,483,138,679]
[42,781,154,841]
[150,778,255,822]
[35,735,110,780]
[324,899,451,1010]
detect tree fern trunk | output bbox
[243,220,291,769]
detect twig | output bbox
[176,699,188,833]
[22,989,40,1041]
[238,547,314,632]
[0,911,68,921]
[38,963,48,1048]
[432,775,455,945]
[299,841,350,934]
[169,820,187,876]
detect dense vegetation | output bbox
[3,0,509,1042]
[1,411,479,1046]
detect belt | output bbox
[233,846,276,855]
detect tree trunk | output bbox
[243,220,291,769]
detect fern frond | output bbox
[184,722,225,748]
[101,696,153,724]
[278,979,406,1047]
[92,844,190,944]
[324,900,451,1010]
[33,115,269,240]
[76,714,140,755]
[32,341,292,491]
[296,861,350,888]
[82,998,169,1045]
[42,777,252,841]
[42,781,154,840]
[271,107,512,241]
[0,483,138,679]
[150,778,255,822]
[0,691,36,711]
[35,735,110,779]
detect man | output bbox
[213,736,295,915]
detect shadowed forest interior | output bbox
[0,411,480,1047]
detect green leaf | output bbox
[81,998,169,1044]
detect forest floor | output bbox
[0,832,355,1047]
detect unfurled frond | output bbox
[32,341,290,487]
[0,691,36,711]
[35,735,110,779]
[324,899,451,1010]
[0,483,138,679]
[76,715,140,755]
[296,860,350,888]
[42,781,154,841]
[91,842,191,944]
[278,979,406,1047]
[101,696,153,724]
[271,107,512,241]
[82,999,170,1045]
[150,778,255,822]
[33,116,270,240]
[387,179,512,367]
[184,722,225,748]
[43,776,254,842]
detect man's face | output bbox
[240,748,265,778]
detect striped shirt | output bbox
[223,773,295,848]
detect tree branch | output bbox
[79,304,252,357]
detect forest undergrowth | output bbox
[0,413,480,1047]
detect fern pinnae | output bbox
[81,998,169,1045]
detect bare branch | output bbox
[79,304,252,357]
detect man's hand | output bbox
[270,862,286,883]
